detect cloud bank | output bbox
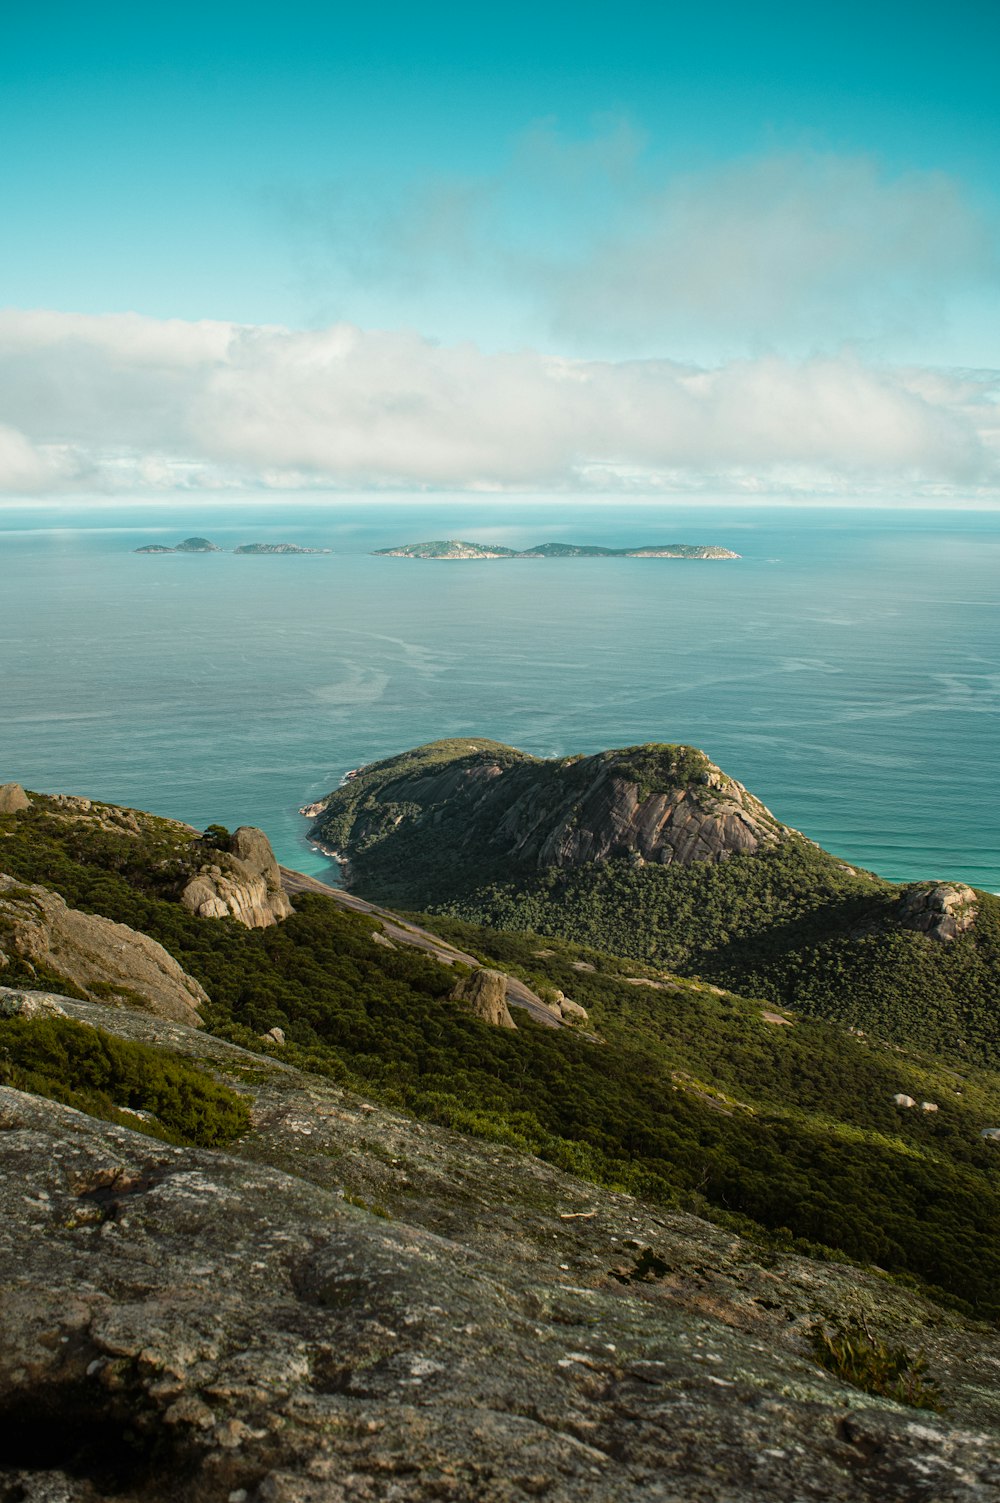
[0,309,996,500]
[281,136,1000,358]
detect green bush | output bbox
[0,1016,251,1147]
[808,1316,941,1410]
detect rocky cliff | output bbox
[310,740,785,891]
[4,986,1000,1503]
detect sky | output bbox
[1,0,998,503]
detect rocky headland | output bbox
[305,739,1000,1068]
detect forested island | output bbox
[374,538,740,559]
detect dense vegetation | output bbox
[428,852,1000,1069]
[4,798,1000,1318]
[311,740,1000,1071]
[0,1014,250,1146]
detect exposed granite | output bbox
[2,987,1000,1503]
[898,884,978,942]
[450,967,517,1028]
[181,828,293,929]
[0,876,206,1024]
[0,783,30,814]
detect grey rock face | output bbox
[898,883,977,941]
[315,744,784,885]
[0,782,30,814]
[3,993,1000,1503]
[0,989,67,1019]
[0,876,206,1024]
[181,827,293,929]
[450,966,517,1028]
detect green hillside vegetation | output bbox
[0,1014,250,1147]
[3,796,1000,1318]
[429,853,1000,1069]
[310,740,1000,1071]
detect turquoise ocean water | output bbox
[1,501,998,891]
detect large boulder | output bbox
[0,783,30,814]
[898,883,977,942]
[180,826,293,929]
[0,874,206,1025]
[451,967,517,1028]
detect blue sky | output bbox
[0,1,997,499]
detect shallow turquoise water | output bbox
[1,501,998,890]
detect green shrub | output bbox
[0,1016,251,1147]
[808,1316,941,1410]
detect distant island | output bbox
[134,536,221,554]
[374,539,740,560]
[233,543,331,555]
[134,538,331,555]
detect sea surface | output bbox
[1,500,998,892]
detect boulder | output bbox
[893,1094,916,1109]
[558,995,589,1023]
[0,873,206,1026]
[261,1026,286,1047]
[450,967,516,1028]
[180,826,293,929]
[921,1102,939,1113]
[898,883,977,942]
[0,783,29,814]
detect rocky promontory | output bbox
[308,739,785,892]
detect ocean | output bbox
[2,499,998,892]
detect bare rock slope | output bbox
[0,874,206,1024]
[4,986,1000,1503]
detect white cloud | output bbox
[277,132,1000,358]
[0,308,996,499]
[544,151,999,348]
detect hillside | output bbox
[7,989,1000,1502]
[5,780,1000,1325]
[307,739,1000,1067]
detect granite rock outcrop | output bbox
[181,826,293,929]
[0,782,30,814]
[450,966,517,1028]
[898,883,977,941]
[0,874,206,1025]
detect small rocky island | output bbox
[375,538,740,559]
[134,536,221,554]
[134,539,331,555]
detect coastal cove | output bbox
[1,501,998,892]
